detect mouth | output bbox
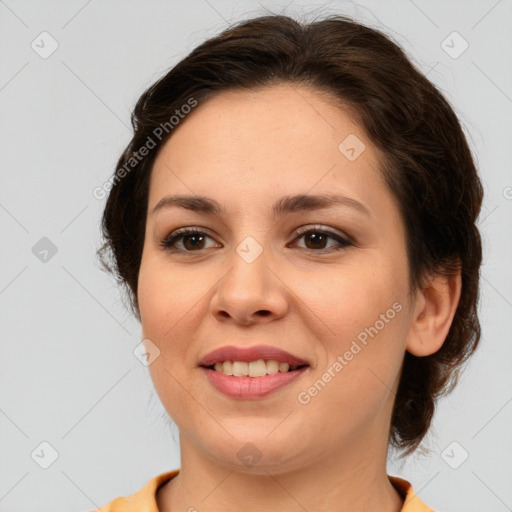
[198,344,311,398]
[198,344,310,377]
[201,359,309,377]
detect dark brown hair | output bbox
[98,13,483,455]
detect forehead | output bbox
[148,83,390,215]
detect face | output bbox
[138,83,416,474]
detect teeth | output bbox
[278,362,290,373]
[222,361,233,375]
[249,359,267,377]
[233,361,249,377]
[266,360,279,374]
[214,361,228,374]
[211,359,301,377]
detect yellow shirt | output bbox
[92,470,435,511]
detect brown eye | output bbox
[159,228,217,252]
[291,226,352,253]
[159,225,352,254]
[181,233,206,251]
[303,232,329,250]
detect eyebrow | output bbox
[151,193,371,218]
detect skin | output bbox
[136,83,461,511]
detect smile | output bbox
[201,364,309,399]
[198,344,311,398]
[206,359,306,377]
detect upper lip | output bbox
[199,344,310,367]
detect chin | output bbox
[196,431,310,475]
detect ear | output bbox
[406,268,462,357]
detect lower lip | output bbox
[200,366,309,399]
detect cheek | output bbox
[300,261,408,401]
[302,258,406,342]
[137,256,205,420]
[137,253,204,338]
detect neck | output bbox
[157,432,404,512]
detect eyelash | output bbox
[158,225,353,254]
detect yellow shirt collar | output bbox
[95,470,435,511]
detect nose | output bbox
[210,241,289,326]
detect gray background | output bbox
[1,1,511,511]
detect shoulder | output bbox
[90,469,180,512]
[389,475,437,512]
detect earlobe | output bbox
[406,269,462,357]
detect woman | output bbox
[93,12,483,512]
